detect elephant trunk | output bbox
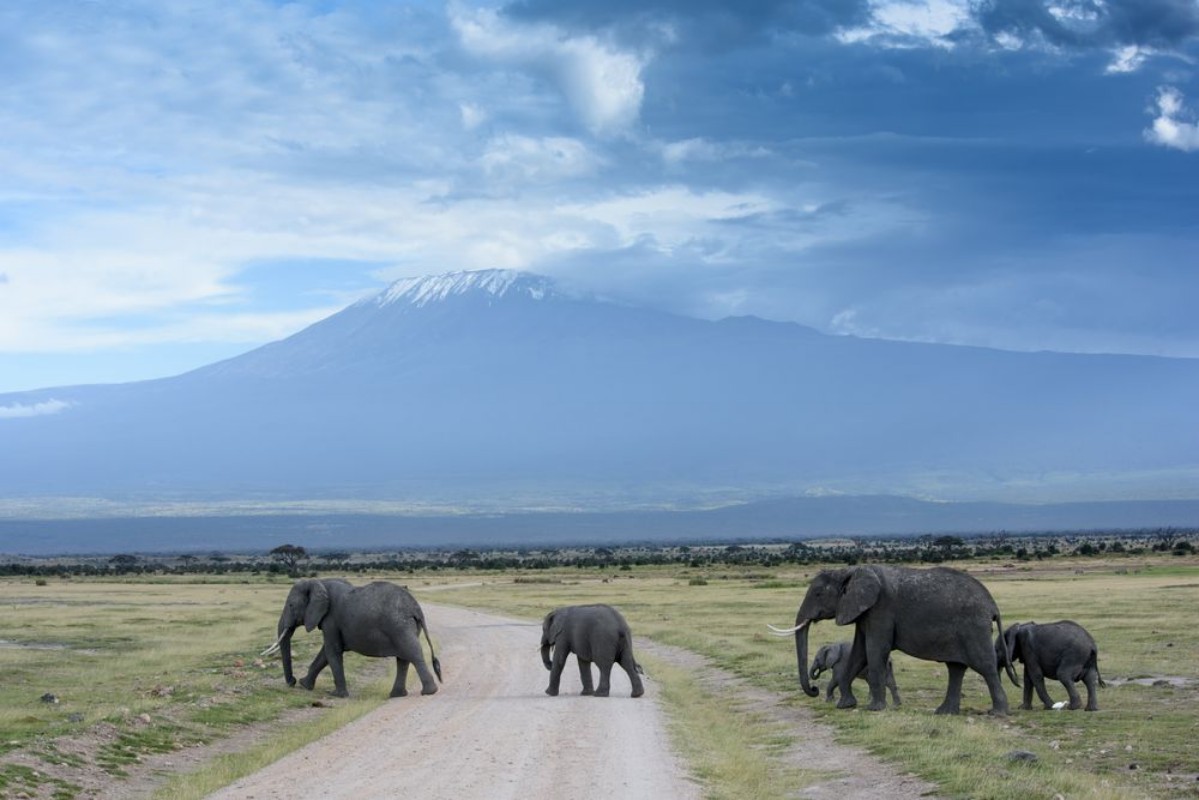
[795,621,819,698]
[277,616,298,687]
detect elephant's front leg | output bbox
[577,659,595,695]
[863,648,892,712]
[1021,665,1035,709]
[300,649,328,691]
[325,643,350,698]
[1027,664,1054,709]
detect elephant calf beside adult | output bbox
[770,564,1018,715]
[810,640,901,706]
[262,579,442,699]
[541,604,644,698]
[998,620,1105,711]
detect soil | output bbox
[3,604,939,799]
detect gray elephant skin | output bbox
[541,604,644,698]
[771,565,1018,714]
[998,620,1105,711]
[265,579,442,698]
[810,641,901,706]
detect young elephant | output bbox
[998,620,1104,711]
[810,641,901,706]
[541,604,644,698]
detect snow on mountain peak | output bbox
[372,270,556,308]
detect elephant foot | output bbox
[631,687,644,698]
[835,695,857,709]
[1022,703,1035,710]
[986,706,1009,717]
[934,704,961,715]
[298,677,315,691]
[865,700,887,712]
[594,688,610,697]
[286,676,297,688]
[545,687,559,696]
[1068,700,1082,710]
[580,688,594,696]
[1085,705,1099,712]
[332,688,349,698]
[420,685,438,696]
[390,688,409,698]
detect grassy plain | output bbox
[1,556,1196,799]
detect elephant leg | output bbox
[595,660,613,697]
[836,639,865,709]
[395,634,438,696]
[886,663,902,707]
[546,647,569,696]
[619,649,644,698]
[863,641,892,711]
[300,649,327,691]
[1060,677,1083,710]
[326,644,349,698]
[1082,670,1100,711]
[411,656,438,695]
[978,663,1010,716]
[577,659,595,695]
[1028,665,1054,709]
[1021,666,1035,709]
[391,658,410,698]
[935,662,966,715]
[825,678,836,703]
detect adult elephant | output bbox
[769,565,1018,714]
[261,579,442,698]
[541,604,644,698]
[998,620,1104,711]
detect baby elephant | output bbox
[998,620,1105,711]
[541,604,644,698]
[810,641,901,706]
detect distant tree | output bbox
[270,544,308,576]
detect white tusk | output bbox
[766,622,808,636]
[260,632,286,657]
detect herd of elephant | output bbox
[262,564,1104,714]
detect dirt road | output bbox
[206,604,701,799]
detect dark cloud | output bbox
[502,0,872,48]
[977,0,1199,51]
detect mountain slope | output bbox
[1,269,1197,510]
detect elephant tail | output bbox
[994,610,1020,688]
[1089,649,1106,688]
[417,614,443,683]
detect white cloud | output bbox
[480,134,603,182]
[1106,45,1148,74]
[837,0,974,48]
[1145,87,1199,152]
[451,6,647,136]
[0,399,70,419]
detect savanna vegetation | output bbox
[1,530,1196,799]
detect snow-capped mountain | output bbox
[1,269,1197,533]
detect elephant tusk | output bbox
[260,632,286,657]
[767,621,809,636]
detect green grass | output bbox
[3,558,1197,800]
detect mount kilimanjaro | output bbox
[1,269,1197,552]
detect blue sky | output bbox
[1,0,1198,394]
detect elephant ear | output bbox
[303,580,330,632]
[836,569,881,625]
[824,644,843,669]
[1015,624,1035,661]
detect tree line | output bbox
[1,528,1194,577]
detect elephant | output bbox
[769,565,1018,714]
[997,620,1105,711]
[261,579,442,698]
[810,640,901,706]
[541,604,644,698]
